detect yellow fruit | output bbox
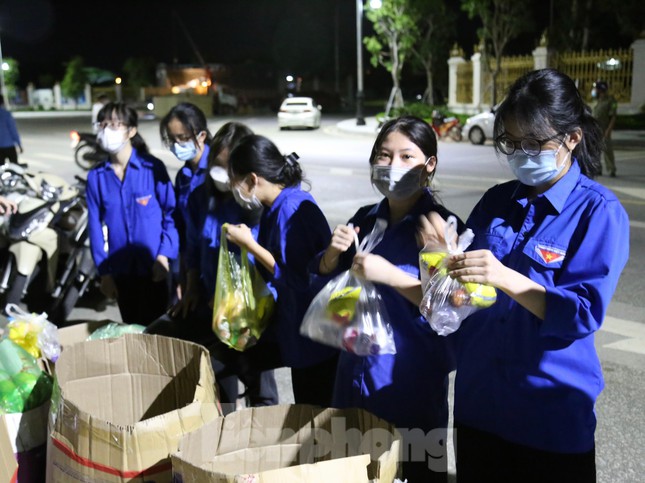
[327,286,362,325]
[463,282,497,308]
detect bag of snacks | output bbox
[300,219,396,356]
[212,224,274,351]
[419,215,497,336]
[4,304,60,362]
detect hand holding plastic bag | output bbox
[300,219,396,356]
[419,216,497,336]
[4,303,61,362]
[212,224,274,351]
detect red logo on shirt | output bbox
[535,244,565,264]
[136,195,152,206]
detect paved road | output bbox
[14,112,645,482]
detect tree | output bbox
[61,56,88,105]
[408,0,456,105]
[462,0,532,106]
[364,0,418,112]
[123,57,156,91]
[1,58,20,100]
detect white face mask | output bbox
[98,127,128,154]
[209,166,230,192]
[232,181,262,210]
[507,137,569,187]
[370,162,428,201]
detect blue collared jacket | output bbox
[174,145,210,251]
[257,185,338,368]
[184,183,260,297]
[0,107,21,148]
[86,148,179,277]
[322,189,460,432]
[454,160,629,453]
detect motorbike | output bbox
[430,111,463,142]
[0,164,94,324]
[70,130,106,171]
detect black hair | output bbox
[493,68,602,177]
[208,122,254,169]
[159,102,212,147]
[228,134,307,189]
[370,115,439,185]
[97,102,149,154]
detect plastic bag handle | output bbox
[444,215,474,254]
[357,218,387,254]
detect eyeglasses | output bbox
[495,133,564,156]
[94,121,128,131]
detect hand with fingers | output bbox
[446,249,509,289]
[417,211,457,249]
[320,224,360,274]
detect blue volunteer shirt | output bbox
[86,148,179,277]
[257,185,338,368]
[174,145,210,251]
[455,160,629,453]
[184,183,260,297]
[0,107,21,148]
[322,189,459,433]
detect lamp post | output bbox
[355,0,382,126]
[0,33,7,105]
[115,76,122,102]
[355,0,366,126]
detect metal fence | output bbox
[482,55,534,105]
[456,62,473,104]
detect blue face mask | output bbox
[171,141,198,162]
[507,138,569,187]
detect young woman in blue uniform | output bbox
[430,69,629,482]
[225,134,339,407]
[146,122,278,414]
[159,102,213,300]
[86,102,178,325]
[315,116,462,482]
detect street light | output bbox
[0,33,7,105]
[356,0,382,126]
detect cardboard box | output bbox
[0,416,18,483]
[55,320,120,348]
[171,404,402,482]
[46,333,220,482]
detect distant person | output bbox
[91,94,110,133]
[0,94,24,166]
[591,80,618,177]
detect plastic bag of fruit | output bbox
[212,224,275,351]
[0,338,53,414]
[4,303,61,362]
[300,218,395,356]
[419,216,497,336]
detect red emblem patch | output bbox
[136,195,152,206]
[535,245,565,264]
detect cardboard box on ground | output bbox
[46,332,220,482]
[172,404,402,482]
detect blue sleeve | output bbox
[274,200,331,291]
[8,114,21,146]
[184,191,201,271]
[541,198,630,340]
[86,170,109,275]
[154,163,179,260]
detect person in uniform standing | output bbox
[591,80,618,177]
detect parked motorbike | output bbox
[0,164,94,324]
[431,110,463,142]
[70,131,105,170]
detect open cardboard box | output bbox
[46,333,220,482]
[172,404,402,482]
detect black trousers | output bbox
[454,422,596,483]
[145,305,279,415]
[290,354,339,407]
[0,146,18,165]
[114,275,170,326]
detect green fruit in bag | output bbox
[0,378,24,413]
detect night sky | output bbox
[1,0,367,88]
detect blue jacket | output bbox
[184,183,260,297]
[257,185,337,368]
[174,145,210,251]
[0,107,21,148]
[454,160,629,453]
[86,148,179,277]
[325,189,460,432]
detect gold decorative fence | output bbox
[456,62,473,104]
[553,48,633,103]
[482,55,534,105]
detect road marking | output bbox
[609,186,645,201]
[329,167,354,176]
[18,158,53,169]
[31,152,74,162]
[631,220,645,230]
[601,316,645,355]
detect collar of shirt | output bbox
[180,145,210,177]
[104,148,142,172]
[512,160,581,214]
[264,184,301,217]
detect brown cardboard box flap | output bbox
[172,404,401,482]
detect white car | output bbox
[462,109,496,145]
[278,97,322,130]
